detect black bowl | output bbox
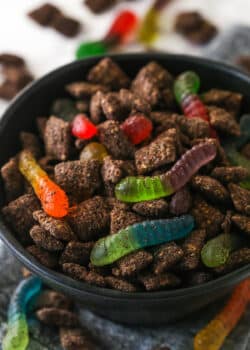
[0,53,250,326]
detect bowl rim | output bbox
[0,52,250,300]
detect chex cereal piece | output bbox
[44,116,72,161]
[112,250,153,277]
[208,107,240,136]
[0,53,25,67]
[153,242,184,275]
[229,183,250,215]
[60,327,97,350]
[20,131,42,158]
[51,14,81,38]
[59,241,93,265]
[135,128,177,174]
[102,157,136,196]
[1,157,24,202]
[67,196,110,241]
[175,11,217,44]
[177,115,210,139]
[110,207,143,234]
[90,91,106,124]
[29,3,81,37]
[132,199,168,218]
[191,196,224,237]
[27,245,58,268]
[132,61,174,108]
[35,290,73,310]
[169,187,192,215]
[54,160,101,199]
[101,92,128,121]
[36,307,79,327]
[191,175,229,203]
[139,272,181,291]
[214,248,250,274]
[62,263,106,287]
[66,81,109,98]
[33,210,76,241]
[119,89,151,116]
[102,156,135,184]
[105,276,138,292]
[202,89,243,117]
[2,194,40,243]
[98,120,135,159]
[179,229,206,271]
[211,166,249,183]
[85,0,117,14]
[28,3,60,26]
[150,112,209,140]
[30,225,64,251]
[87,58,130,90]
[231,214,250,235]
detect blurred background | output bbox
[1,0,250,116]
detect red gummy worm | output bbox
[72,114,98,140]
[105,10,139,43]
[182,95,218,138]
[121,114,153,145]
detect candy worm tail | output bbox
[19,150,69,218]
[115,142,216,203]
[194,279,250,350]
[138,0,173,46]
[3,277,42,350]
[90,215,194,266]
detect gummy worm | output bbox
[201,234,242,268]
[115,142,216,203]
[3,276,42,350]
[174,71,217,137]
[194,278,250,350]
[19,150,69,218]
[138,0,173,46]
[91,215,195,266]
[76,11,138,59]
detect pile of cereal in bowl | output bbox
[1,57,250,292]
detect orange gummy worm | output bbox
[194,278,250,350]
[19,150,69,218]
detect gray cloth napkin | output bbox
[0,242,249,350]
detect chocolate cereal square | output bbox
[44,116,72,161]
[110,207,143,234]
[28,3,61,26]
[202,89,243,117]
[135,128,177,174]
[132,199,168,218]
[67,196,110,241]
[1,157,24,202]
[191,196,224,237]
[132,61,174,108]
[87,58,130,90]
[2,194,40,243]
[113,250,153,277]
[85,0,117,14]
[54,160,101,199]
[229,183,250,215]
[98,120,135,159]
[51,14,81,38]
